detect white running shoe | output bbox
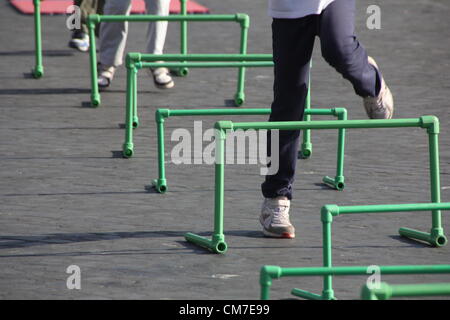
[259,197,295,239]
[68,31,89,52]
[363,56,394,119]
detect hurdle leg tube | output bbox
[260,266,282,300]
[399,131,447,246]
[32,0,43,78]
[322,108,347,190]
[321,208,335,300]
[185,129,227,253]
[234,16,249,106]
[122,67,136,158]
[177,0,189,76]
[152,117,167,193]
[132,67,139,128]
[88,21,100,106]
[299,65,312,158]
[293,207,335,300]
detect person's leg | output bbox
[145,0,170,55]
[99,0,132,68]
[261,16,317,201]
[69,0,91,51]
[319,0,393,118]
[144,0,174,89]
[79,0,99,34]
[259,16,317,239]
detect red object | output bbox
[10,0,210,15]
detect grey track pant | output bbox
[99,0,171,67]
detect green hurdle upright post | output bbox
[185,116,443,254]
[185,125,228,254]
[177,0,189,77]
[32,0,43,78]
[87,13,250,107]
[361,282,450,300]
[259,264,450,300]
[300,61,313,159]
[151,107,347,193]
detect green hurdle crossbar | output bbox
[32,0,43,78]
[360,282,450,300]
[259,264,450,300]
[185,116,442,254]
[151,107,347,193]
[87,11,250,107]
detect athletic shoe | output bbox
[68,31,89,52]
[98,64,116,88]
[259,197,295,238]
[363,56,394,119]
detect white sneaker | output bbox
[363,56,394,119]
[259,197,295,238]
[68,31,89,52]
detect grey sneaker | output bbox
[363,56,394,119]
[259,197,295,238]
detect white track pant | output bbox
[99,0,171,67]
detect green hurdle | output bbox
[361,282,450,300]
[122,53,274,160]
[259,202,449,300]
[259,264,450,300]
[151,107,347,193]
[32,0,43,78]
[185,116,442,254]
[87,12,250,107]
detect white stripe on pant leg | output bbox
[145,0,171,55]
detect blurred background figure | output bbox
[68,0,105,52]
[97,0,174,90]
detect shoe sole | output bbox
[259,215,295,239]
[68,42,89,53]
[262,229,295,239]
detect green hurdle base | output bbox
[360,282,450,300]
